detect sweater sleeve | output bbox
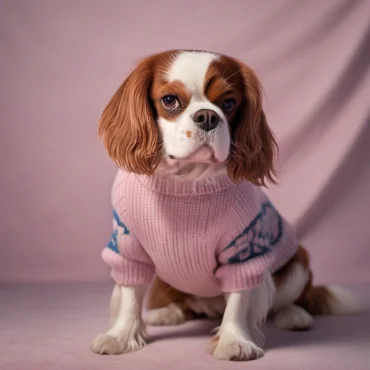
[214,184,297,293]
[101,208,155,286]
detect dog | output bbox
[92,49,358,361]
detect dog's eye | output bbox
[222,98,236,112]
[161,95,180,110]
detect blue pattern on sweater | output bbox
[106,209,130,254]
[223,201,283,264]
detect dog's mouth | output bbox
[167,146,220,164]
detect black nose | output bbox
[193,109,220,131]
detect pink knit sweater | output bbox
[102,170,299,297]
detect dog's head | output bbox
[99,50,277,185]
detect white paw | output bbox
[145,304,186,326]
[91,333,123,355]
[273,304,314,331]
[210,329,264,361]
[91,329,147,355]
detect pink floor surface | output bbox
[1,282,369,370]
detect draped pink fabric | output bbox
[1,2,369,368]
[2,0,369,284]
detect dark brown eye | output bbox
[222,98,236,112]
[161,95,180,110]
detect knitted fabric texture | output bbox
[102,170,299,297]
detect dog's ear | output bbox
[227,63,278,186]
[98,57,161,174]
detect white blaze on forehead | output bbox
[166,51,219,97]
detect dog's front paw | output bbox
[91,333,123,355]
[91,330,146,355]
[210,329,264,361]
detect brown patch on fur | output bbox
[152,80,191,122]
[98,50,179,174]
[185,130,192,138]
[273,245,310,287]
[147,276,190,309]
[295,276,333,315]
[204,58,243,123]
[147,277,204,320]
[205,76,231,101]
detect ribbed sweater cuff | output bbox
[217,252,275,293]
[220,270,264,292]
[102,248,155,286]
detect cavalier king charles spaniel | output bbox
[91,50,358,361]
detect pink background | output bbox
[1,2,370,370]
[1,0,369,284]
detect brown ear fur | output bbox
[227,64,278,186]
[98,57,161,174]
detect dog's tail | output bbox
[296,284,360,316]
